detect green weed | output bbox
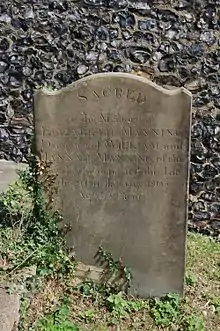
[182,314,204,331]
[78,281,112,299]
[207,294,220,315]
[106,292,130,318]
[98,246,132,291]
[149,293,181,327]
[79,309,95,323]
[106,292,146,319]
[185,272,197,286]
[36,297,79,331]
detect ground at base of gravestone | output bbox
[0,166,219,331]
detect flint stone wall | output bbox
[0,0,220,235]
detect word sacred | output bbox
[77,86,146,104]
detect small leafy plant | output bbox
[181,314,204,331]
[36,297,79,331]
[186,272,197,286]
[106,292,130,318]
[149,293,181,327]
[207,294,220,315]
[97,246,132,292]
[106,292,146,319]
[78,281,111,299]
[79,309,95,323]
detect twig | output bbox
[8,248,39,275]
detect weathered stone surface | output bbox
[0,160,27,193]
[35,72,191,297]
[0,287,20,331]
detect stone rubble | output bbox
[0,287,20,331]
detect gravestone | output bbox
[34,73,192,297]
[0,161,27,193]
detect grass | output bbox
[0,162,219,331]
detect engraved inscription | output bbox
[77,87,146,104]
[41,126,186,139]
[41,114,188,201]
[40,98,188,201]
